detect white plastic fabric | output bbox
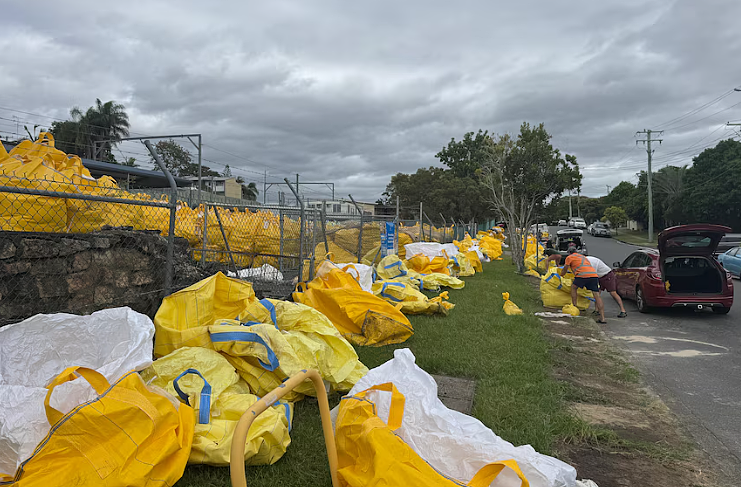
[228,263,284,281]
[469,244,488,262]
[404,242,459,260]
[336,349,578,487]
[0,308,155,476]
[335,263,374,293]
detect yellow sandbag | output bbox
[335,383,530,487]
[307,260,363,291]
[154,272,257,357]
[463,250,483,273]
[238,298,368,393]
[524,253,550,273]
[451,253,475,277]
[372,280,454,315]
[479,235,504,260]
[293,285,413,347]
[405,254,451,275]
[524,269,540,278]
[315,241,358,264]
[398,232,414,260]
[540,268,593,311]
[502,292,523,315]
[6,366,194,487]
[407,269,465,291]
[141,347,292,466]
[376,254,411,280]
[562,304,580,317]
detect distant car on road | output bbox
[568,217,587,229]
[589,222,611,237]
[718,246,741,278]
[558,219,567,226]
[613,224,733,314]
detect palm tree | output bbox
[70,99,130,160]
[653,165,687,226]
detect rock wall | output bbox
[0,230,220,327]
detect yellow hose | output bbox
[229,369,340,487]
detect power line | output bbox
[660,99,741,133]
[652,88,735,130]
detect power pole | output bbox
[263,170,267,205]
[636,129,663,243]
[568,189,573,219]
[296,173,300,206]
[395,195,399,221]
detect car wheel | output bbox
[636,286,650,313]
[715,307,731,315]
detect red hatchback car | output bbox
[613,224,734,314]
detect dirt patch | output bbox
[541,315,720,486]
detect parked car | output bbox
[551,228,588,258]
[613,224,733,314]
[568,217,587,229]
[558,219,567,226]
[589,222,611,237]
[718,246,741,278]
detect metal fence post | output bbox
[143,140,177,295]
[310,209,317,280]
[200,204,209,267]
[279,209,284,273]
[284,178,304,282]
[320,208,329,257]
[212,205,238,274]
[347,195,364,263]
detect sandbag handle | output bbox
[173,368,211,424]
[354,382,405,430]
[259,298,278,328]
[467,459,530,487]
[44,366,112,425]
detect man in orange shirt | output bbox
[559,245,606,323]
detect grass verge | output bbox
[613,229,658,248]
[177,260,589,487]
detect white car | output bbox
[558,219,567,226]
[569,218,587,229]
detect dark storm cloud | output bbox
[2,0,741,203]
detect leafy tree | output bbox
[241,182,259,201]
[480,122,580,273]
[151,139,220,178]
[49,99,130,161]
[603,206,628,234]
[435,130,496,178]
[683,139,741,230]
[382,167,494,223]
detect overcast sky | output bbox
[2,1,741,204]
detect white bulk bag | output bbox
[404,242,459,260]
[336,263,374,293]
[337,348,578,487]
[0,307,155,476]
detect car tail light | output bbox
[648,267,662,280]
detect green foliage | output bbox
[151,139,220,178]
[382,166,494,222]
[49,99,130,161]
[683,139,741,230]
[435,129,496,178]
[242,182,259,201]
[481,122,580,272]
[604,206,628,231]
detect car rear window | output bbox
[666,235,713,248]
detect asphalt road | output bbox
[573,228,741,481]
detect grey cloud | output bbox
[2,0,741,204]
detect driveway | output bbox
[580,230,741,481]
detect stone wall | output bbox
[0,230,221,327]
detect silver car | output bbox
[589,222,611,237]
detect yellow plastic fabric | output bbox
[293,283,413,347]
[451,253,475,277]
[453,234,475,252]
[335,383,530,487]
[523,236,544,259]
[540,268,593,310]
[377,255,465,291]
[502,292,523,315]
[524,253,551,273]
[153,273,367,399]
[478,235,503,260]
[372,281,454,315]
[141,347,292,466]
[463,250,483,273]
[308,260,364,291]
[154,272,257,357]
[6,366,194,486]
[405,254,451,275]
[562,304,581,317]
[524,269,541,278]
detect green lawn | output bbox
[177,260,586,487]
[613,229,658,247]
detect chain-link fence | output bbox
[0,174,178,326]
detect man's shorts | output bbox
[598,271,617,293]
[573,276,600,292]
